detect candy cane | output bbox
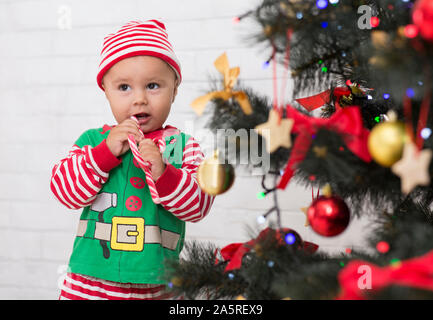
[127,116,164,204]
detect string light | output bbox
[383,93,390,100]
[257,191,266,199]
[321,21,329,28]
[421,128,432,139]
[390,258,402,268]
[230,11,253,25]
[376,241,390,253]
[257,215,266,224]
[284,233,296,245]
[296,12,303,19]
[404,24,419,38]
[406,88,415,98]
[370,17,380,28]
[316,0,328,9]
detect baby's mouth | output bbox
[133,112,151,124]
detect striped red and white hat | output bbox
[96,19,181,91]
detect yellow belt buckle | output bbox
[110,217,144,252]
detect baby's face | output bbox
[102,55,178,133]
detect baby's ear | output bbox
[172,80,179,102]
[101,82,109,97]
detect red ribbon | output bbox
[296,89,331,112]
[336,249,433,300]
[295,87,353,112]
[216,228,319,272]
[277,105,371,190]
[403,88,431,151]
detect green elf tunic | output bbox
[67,125,191,284]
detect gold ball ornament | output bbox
[197,150,235,196]
[367,115,407,167]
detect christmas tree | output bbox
[166,0,433,300]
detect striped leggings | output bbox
[59,273,179,300]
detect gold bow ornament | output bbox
[190,52,252,116]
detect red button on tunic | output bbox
[130,177,145,189]
[133,157,141,169]
[125,196,142,211]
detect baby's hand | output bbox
[138,139,166,181]
[106,119,143,157]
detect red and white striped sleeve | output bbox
[50,139,122,210]
[155,136,215,223]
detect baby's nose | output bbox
[133,88,148,105]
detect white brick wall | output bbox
[0,0,373,299]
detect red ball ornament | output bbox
[307,195,350,237]
[412,0,433,41]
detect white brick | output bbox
[0,259,65,291]
[0,286,56,300]
[0,229,42,260]
[9,200,78,232]
[0,172,53,202]
[41,232,75,261]
[0,201,11,228]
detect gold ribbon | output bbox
[190,52,252,116]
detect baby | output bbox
[50,19,214,300]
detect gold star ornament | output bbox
[391,141,432,194]
[254,109,294,153]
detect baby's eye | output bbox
[147,83,159,90]
[119,84,130,91]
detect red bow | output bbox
[216,228,319,272]
[336,250,433,300]
[277,105,371,190]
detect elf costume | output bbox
[51,18,214,300]
[67,124,192,283]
